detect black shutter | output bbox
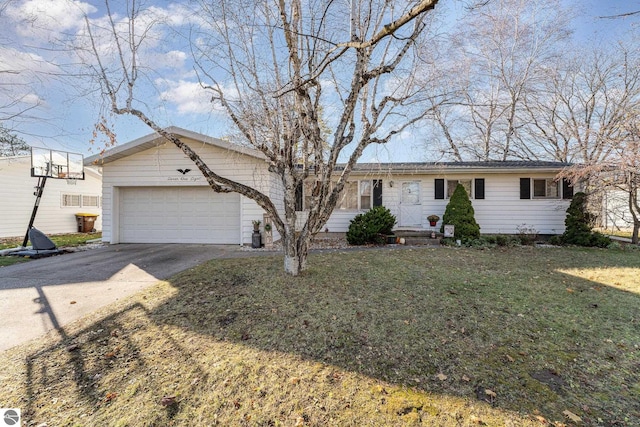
[474,178,485,200]
[520,178,531,199]
[562,178,574,199]
[295,181,303,211]
[373,179,383,207]
[435,179,445,199]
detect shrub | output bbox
[440,184,480,239]
[559,192,611,248]
[346,206,396,245]
[516,224,538,246]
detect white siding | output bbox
[0,156,102,238]
[100,139,272,244]
[602,189,636,230]
[319,172,570,235]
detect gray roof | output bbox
[348,161,572,174]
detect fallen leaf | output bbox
[436,373,447,381]
[66,344,80,352]
[566,288,574,293]
[104,392,118,402]
[233,399,241,409]
[535,415,548,424]
[290,377,301,385]
[505,354,515,363]
[485,389,497,398]
[562,410,582,423]
[159,396,177,407]
[462,375,471,382]
[70,301,77,304]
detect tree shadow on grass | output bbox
[13,247,640,426]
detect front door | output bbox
[399,181,422,227]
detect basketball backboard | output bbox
[31,147,84,179]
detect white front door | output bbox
[399,181,422,227]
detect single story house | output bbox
[0,155,102,239]
[87,127,575,245]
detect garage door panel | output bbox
[119,187,240,244]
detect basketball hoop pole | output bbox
[22,176,48,248]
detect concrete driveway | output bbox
[0,244,246,352]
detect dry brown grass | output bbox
[1,246,639,426]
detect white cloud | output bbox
[157,79,214,114]
[7,0,97,39]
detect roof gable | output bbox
[84,126,265,165]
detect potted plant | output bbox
[427,214,440,227]
[251,220,262,248]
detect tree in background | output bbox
[79,0,442,275]
[424,0,572,161]
[0,125,29,156]
[440,184,480,240]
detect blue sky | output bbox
[1,0,638,163]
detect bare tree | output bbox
[559,109,640,244]
[523,44,640,165]
[0,125,30,156]
[80,0,441,275]
[426,0,571,161]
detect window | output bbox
[447,179,472,198]
[337,181,358,210]
[533,179,559,199]
[297,180,382,211]
[62,193,100,208]
[82,195,100,207]
[62,194,81,207]
[360,180,371,209]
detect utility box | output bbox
[75,213,98,232]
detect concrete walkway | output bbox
[0,244,247,352]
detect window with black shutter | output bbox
[520,178,531,199]
[562,178,574,199]
[474,178,485,200]
[373,180,383,206]
[435,179,445,199]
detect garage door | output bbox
[119,187,241,244]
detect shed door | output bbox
[398,181,422,227]
[119,187,241,244]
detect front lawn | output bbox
[0,232,102,250]
[1,246,638,426]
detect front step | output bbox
[394,229,441,246]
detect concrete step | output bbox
[402,237,441,246]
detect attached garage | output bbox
[86,127,276,246]
[119,187,241,244]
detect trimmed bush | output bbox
[346,206,396,245]
[440,184,480,239]
[559,192,611,248]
